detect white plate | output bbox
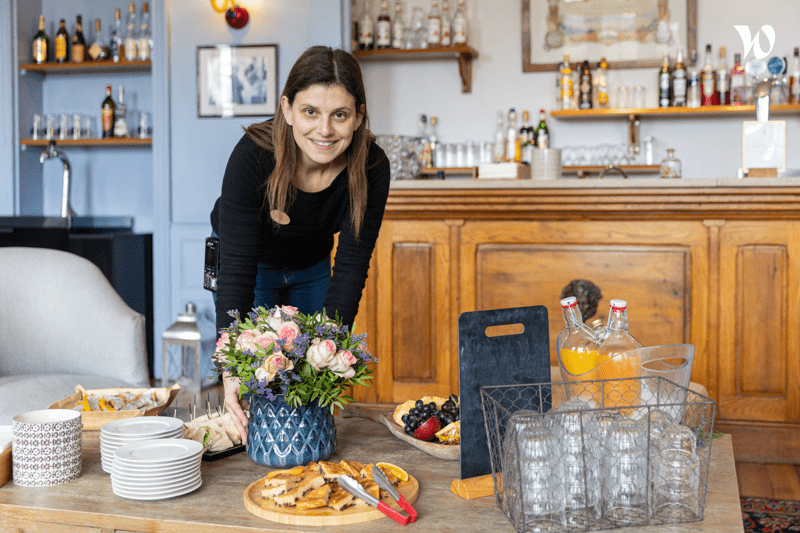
[111,471,201,490]
[101,429,183,444]
[101,417,184,438]
[111,460,201,479]
[112,449,203,469]
[113,439,202,463]
[112,478,202,501]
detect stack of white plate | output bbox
[100,417,184,473]
[111,439,204,500]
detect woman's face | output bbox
[281,83,364,170]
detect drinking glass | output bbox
[32,114,42,140]
[45,114,56,140]
[411,8,426,49]
[138,112,151,138]
[455,142,467,167]
[616,86,630,108]
[633,86,646,108]
[82,116,96,139]
[72,114,82,139]
[517,424,567,531]
[466,141,479,167]
[57,113,68,140]
[660,424,697,455]
[642,409,676,509]
[604,418,649,524]
[445,143,456,167]
[480,141,493,164]
[653,448,700,519]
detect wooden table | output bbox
[0,417,743,533]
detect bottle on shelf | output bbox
[452,0,467,46]
[32,14,49,64]
[535,109,549,148]
[492,110,505,163]
[700,44,717,105]
[790,48,800,105]
[559,54,573,110]
[556,297,601,378]
[658,52,671,108]
[731,53,746,105]
[55,19,69,63]
[660,148,681,179]
[139,2,152,60]
[71,15,86,63]
[113,85,129,138]
[779,56,790,105]
[429,115,440,167]
[687,62,701,108]
[440,0,452,47]
[716,46,730,105]
[520,110,534,165]
[427,0,442,47]
[579,59,593,109]
[505,108,519,163]
[88,19,110,61]
[417,114,432,167]
[110,8,123,62]
[358,0,374,50]
[102,84,116,138]
[376,0,392,50]
[391,0,405,50]
[671,49,687,107]
[124,2,139,61]
[596,299,644,410]
[595,57,609,108]
[571,63,580,109]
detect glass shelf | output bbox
[19,60,152,74]
[20,138,152,147]
[551,104,800,119]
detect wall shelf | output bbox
[19,60,152,74]
[20,138,152,147]
[551,104,800,120]
[353,46,479,93]
[562,165,660,179]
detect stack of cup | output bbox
[603,418,650,524]
[517,424,566,531]
[652,424,701,519]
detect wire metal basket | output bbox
[480,377,716,532]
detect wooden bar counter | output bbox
[0,417,742,532]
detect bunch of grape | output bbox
[440,394,460,424]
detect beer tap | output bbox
[39,141,76,221]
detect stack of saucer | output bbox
[111,439,203,500]
[100,417,184,473]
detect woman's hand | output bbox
[223,372,249,445]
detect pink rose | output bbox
[254,331,279,353]
[306,338,337,371]
[328,350,357,379]
[265,306,297,331]
[278,305,299,317]
[213,332,231,362]
[235,328,261,353]
[254,352,294,383]
[276,321,301,350]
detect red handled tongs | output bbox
[338,472,417,525]
[372,465,417,523]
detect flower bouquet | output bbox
[214,305,376,413]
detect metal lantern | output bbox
[162,302,203,393]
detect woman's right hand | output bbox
[223,372,249,445]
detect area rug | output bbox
[741,496,800,532]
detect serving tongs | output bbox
[372,465,417,523]
[338,473,417,525]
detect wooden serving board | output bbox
[340,404,460,461]
[243,473,419,526]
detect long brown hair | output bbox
[246,46,374,239]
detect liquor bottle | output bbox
[492,111,505,163]
[55,19,69,62]
[596,300,644,409]
[110,8,122,62]
[440,0,451,46]
[658,52,671,108]
[671,49,687,107]
[358,0,373,50]
[113,85,129,137]
[138,2,152,60]
[556,297,600,378]
[376,0,391,49]
[32,14,49,64]
[790,48,800,105]
[716,46,730,105]
[102,85,116,138]
[595,57,609,108]
[418,114,432,167]
[124,2,139,61]
[535,109,549,148]
[391,0,404,49]
[520,110,534,164]
[731,53,746,105]
[700,44,717,105]
[71,15,86,63]
[579,59,593,109]
[559,54,573,110]
[505,108,519,163]
[429,116,440,167]
[88,19,110,61]
[427,0,442,47]
[660,148,681,179]
[452,0,467,45]
[686,65,701,108]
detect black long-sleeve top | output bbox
[211,133,390,334]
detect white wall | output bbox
[360,0,800,178]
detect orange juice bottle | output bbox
[596,299,643,411]
[556,297,602,405]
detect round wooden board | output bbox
[243,474,420,526]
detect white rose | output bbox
[276,321,302,350]
[306,338,337,371]
[328,350,357,379]
[254,331,279,353]
[234,328,260,353]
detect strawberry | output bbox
[412,415,442,441]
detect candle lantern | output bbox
[162,302,203,393]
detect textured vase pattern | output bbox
[246,394,337,468]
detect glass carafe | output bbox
[660,148,681,179]
[596,299,644,411]
[556,297,602,406]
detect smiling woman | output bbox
[209,46,391,444]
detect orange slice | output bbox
[376,462,409,482]
[266,465,304,479]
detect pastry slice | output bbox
[273,472,326,507]
[295,483,333,510]
[262,479,298,500]
[305,461,321,474]
[353,479,381,506]
[339,459,365,477]
[319,460,348,483]
[263,473,301,489]
[327,486,356,511]
[359,463,376,482]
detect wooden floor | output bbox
[736,462,800,500]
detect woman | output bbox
[211,46,391,443]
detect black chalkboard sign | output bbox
[458,305,551,479]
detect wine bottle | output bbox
[376,0,391,49]
[671,49,687,106]
[138,2,152,60]
[358,0,373,50]
[88,19,110,61]
[102,85,116,138]
[113,85,129,138]
[55,19,69,62]
[71,15,86,63]
[716,46,730,105]
[124,2,139,62]
[579,60,593,109]
[110,8,122,62]
[32,14,49,64]
[658,52,671,108]
[535,109,549,148]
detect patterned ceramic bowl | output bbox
[13,409,82,487]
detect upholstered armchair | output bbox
[0,247,150,425]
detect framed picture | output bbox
[522,0,697,72]
[197,44,278,118]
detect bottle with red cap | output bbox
[556,297,599,376]
[596,299,644,409]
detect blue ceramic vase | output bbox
[246,394,337,468]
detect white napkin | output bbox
[0,425,12,452]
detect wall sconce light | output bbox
[210,0,249,29]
